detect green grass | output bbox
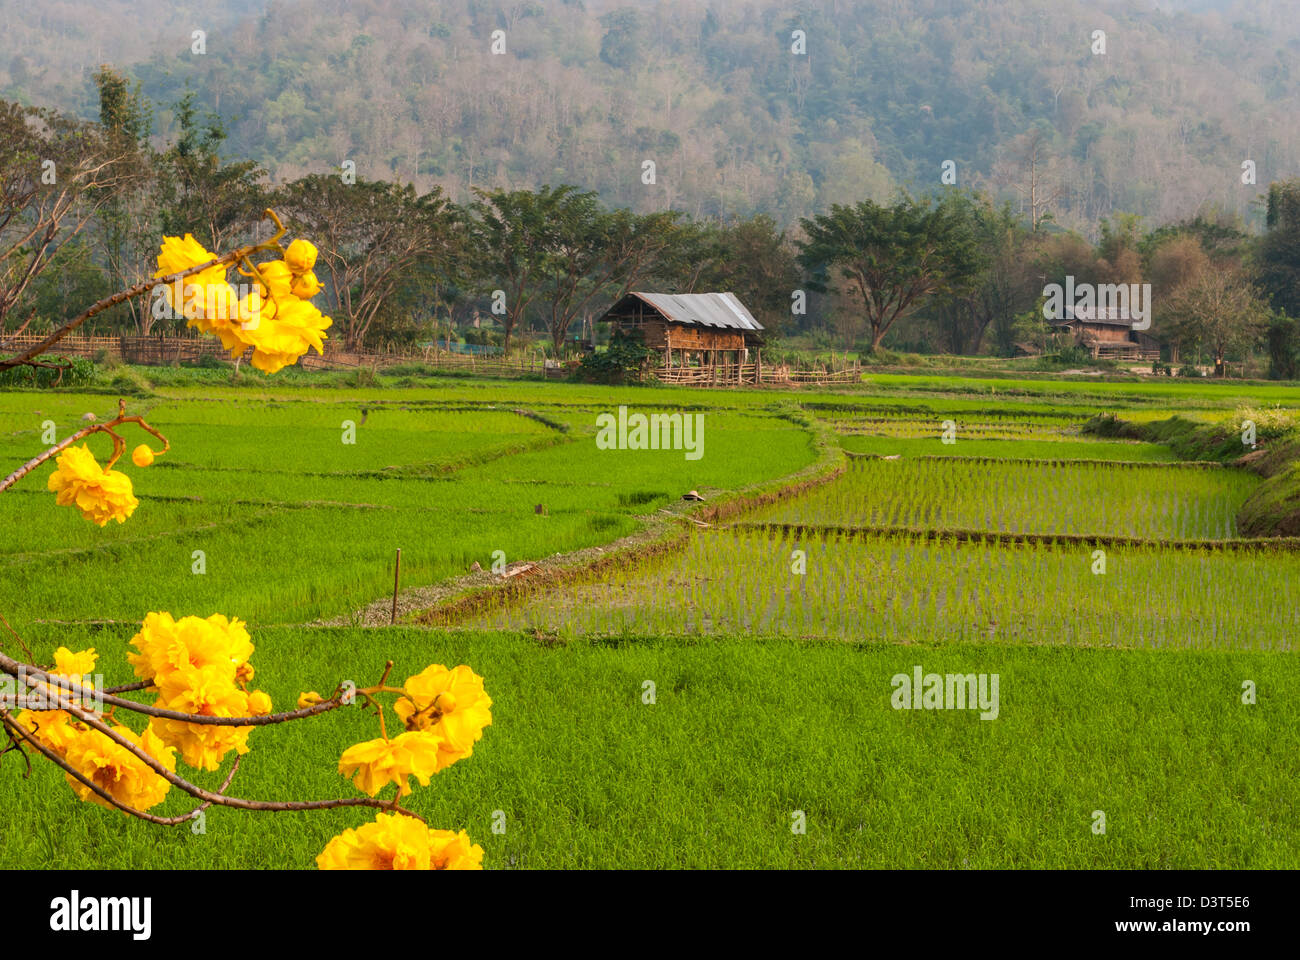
[3,371,1298,869]
[2,625,1294,869]
[0,393,816,626]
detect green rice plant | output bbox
[749,457,1258,540]
[471,526,1300,652]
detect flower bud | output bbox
[284,239,318,275]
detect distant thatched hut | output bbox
[596,292,764,368]
[1051,306,1159,360]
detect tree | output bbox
[1256,179,1300,318]
[992,129,1065,233]
[1096,213,1144,285]
[277,174,463,351]
[1266,312,1300,381]
[680,214,803,338]
[157,89,268,253]
[468,185,576,354]
[932,193,1031,355]
[1146,233,1210,361]
[541,204,685,355]
[0,99,137,341]
[1164,268,1269,377]
[90,66,158,334]
[797,194,982,351]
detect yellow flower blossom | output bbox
[316,813,483,870]
[246,298,331,374]
[338,731,444,798]
[252,259,294,306]
[131,445,154,468]
[47,444,138,526]
[12,709,82,757]
[52,646,97,678]
[154,235,249,350]
[429,829,486,870]
[297,691,323,709]
[63,723,175,813]
[290,270,322,299]
[154,233,331,372]
[148,664,269,771]
[394,664,492,773]
[155,235,228,292]
[127,612,253,685]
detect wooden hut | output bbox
[596,292,764,370]
[1051,306,1159,360]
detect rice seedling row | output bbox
[466,527,1300,652]
[751,457,1258,540]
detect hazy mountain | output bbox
[2,0,1297,234]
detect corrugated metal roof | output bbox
[618,292,764,331]
[1055,306,1134,327]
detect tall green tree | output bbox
[1257,180,1300,319]
[90,66,158,333]
[931,193,1031,355]
[677,214,802,338]
[797,194,982,351]
[540,202,685,355]
[157,89,267,252]
[467,185,577,354]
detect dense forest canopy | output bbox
[2,0,1297,234]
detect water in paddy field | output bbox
[464,461,1291,651]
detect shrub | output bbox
[1235,405,1299,442]
[578,329,653,384]
[0,355,96,388]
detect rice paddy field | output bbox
[1,368,1297,869]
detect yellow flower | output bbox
[252,259,294,305]
[131,445,154,468]
[394,664,492,773]
[247,690,273,716]
[63,723,175,813]
[155,235,258,356]
[153,232,332,373]
[290,270,322,299]
[246,298,331,374]
[297,691,323,709]
[12,709,82,757]
[284,239,318,275]
[148,665,264,771]
[316,814,483,870]
[155,234,226,286]
[47,444,138,526]
[127,611,253,685]
[338,731,444,798]
[429,829,485,870]
[52,646,97,678]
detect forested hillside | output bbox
[2,0,1297,233]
